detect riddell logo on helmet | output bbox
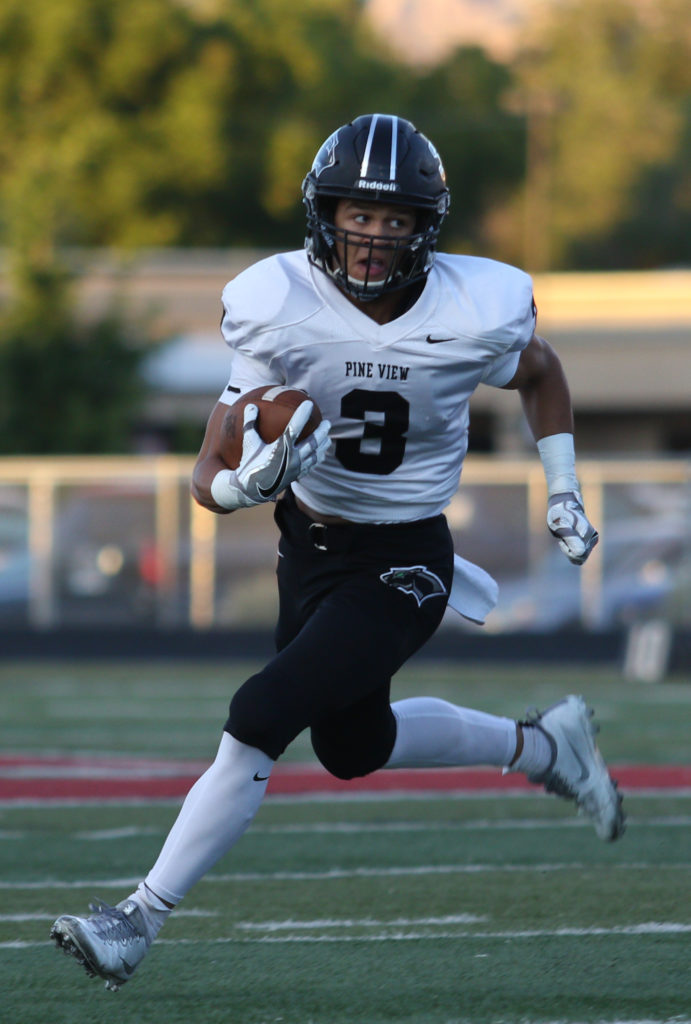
[356,179,401,191]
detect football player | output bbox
[51,113,624,990]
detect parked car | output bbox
[486,519,687,632]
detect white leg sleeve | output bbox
[385,697,517,769]
[144,732,273,905]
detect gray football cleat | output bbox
[522,694,625,841]
[50,898,151,991]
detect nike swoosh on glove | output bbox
[547,491,599,565]
[235,401,331,504]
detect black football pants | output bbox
[225,489,454,778]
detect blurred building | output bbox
[39,249,689,457]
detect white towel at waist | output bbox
[447,553,498,625]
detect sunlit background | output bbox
[0,0,689,675]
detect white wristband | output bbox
[536,433,579,496]
[210,469,255,510]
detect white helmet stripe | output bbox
[389,116,398,180]
[359,113,379,179]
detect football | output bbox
[220,385,322,469]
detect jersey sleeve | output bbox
[220,258,290,354]
[480,348,523,387]
[217,351,282,406]
[216,256,292,404]
[479,278,536,388]
[216,252,323,405]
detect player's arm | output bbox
[191,402,235,514]
[191,399,331,516]
[502,333,573,438]
[503,334,598,565]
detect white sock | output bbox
[384,697,518,768]
[142,732,273,906]
[123,883,173,943]
[510,724,554,777]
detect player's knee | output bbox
[226,674,294,761]
[311,733,387,781]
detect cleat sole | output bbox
[50,920,122,989]
[49,903,147,991]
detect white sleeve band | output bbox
[536,433,579,496]
[210,469,253,511]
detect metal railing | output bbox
[0,455,689,632]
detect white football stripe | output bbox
[262,386,294,401]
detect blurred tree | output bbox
[205,0,407,246]
[0,0,196,452]
[508,0,691,269]
[0,0,527,252]
[0,267,143,454]
[0,0,529,451]
[0,0,231,251]
[393,46,525,255]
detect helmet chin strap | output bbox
[346,281,388,301]
[332,231,405,300]
[322,260,387,300]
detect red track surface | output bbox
[0,756,690,801]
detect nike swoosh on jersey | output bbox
[426,335,455,344]
[256,444,289,499]
[253,772,270,782]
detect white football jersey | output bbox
[219,249,535,523]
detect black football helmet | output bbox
[302,114,450,300]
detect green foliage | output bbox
[0,0,688,266]
[0,0,230,249]
[0,0,530,456]
[0,0,525,252]
[0,0,687,454]
[0,265,143,454]
[516,0,691,268]
[395,47,525,252]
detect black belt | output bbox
[307,521,330,551]
[277,490,441,554]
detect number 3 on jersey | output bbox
[335,389,409,475]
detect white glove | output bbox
[211,401,331,510]
[547,491,599,565]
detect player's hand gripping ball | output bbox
[220,386,322,469]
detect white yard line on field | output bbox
[222,922,691,941]
[3,788,691,808]
[0,816,687,843]
[235,913,488,931]
[74,826,161,840]
[0,860,689,891]
[0,908,218,922]
[4,921,691,952]
[250,816,691,834]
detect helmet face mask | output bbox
[308,207,440,301]
[303,114,450,300]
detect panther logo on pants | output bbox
[379,565,447,607]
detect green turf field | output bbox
[1,660,690,1023]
